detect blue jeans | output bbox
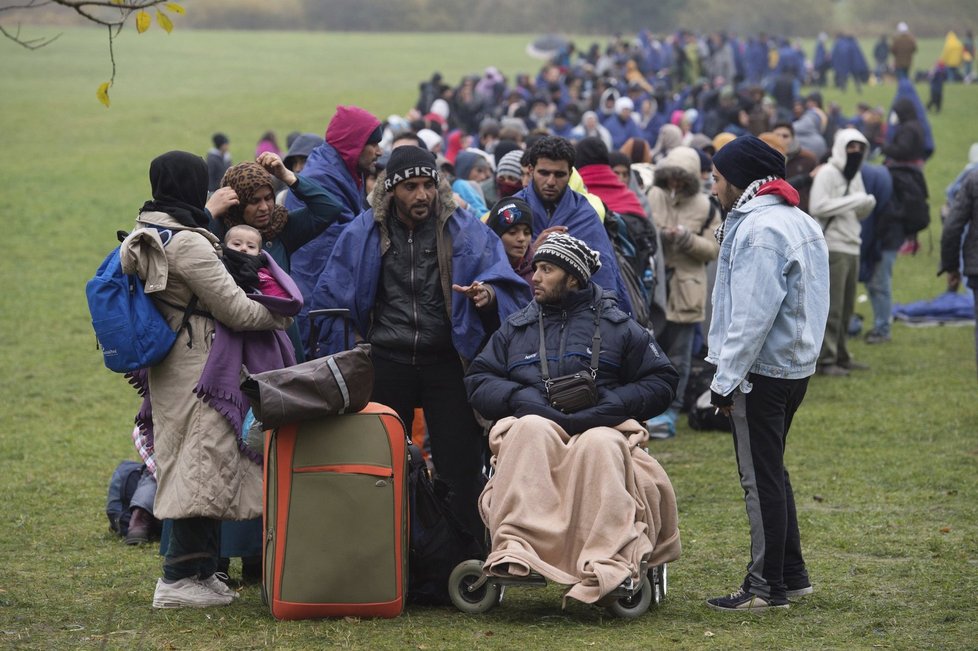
[866,249,897,336]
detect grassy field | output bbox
[0,28,976,650]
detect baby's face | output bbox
[226,232,262,255]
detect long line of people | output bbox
[112,24,967,613]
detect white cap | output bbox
[614,96,634,115]
[897,22,909,33]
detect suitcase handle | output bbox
[306,308,352,357]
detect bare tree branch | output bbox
[0,21,61,48]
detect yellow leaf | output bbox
[156,10,173,33]
[110,0,125,5]
[135,10,150,33]
[164,3,186,15]
[96,82,111,108]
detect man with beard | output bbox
[809,128,876,376]
[514,136,634,315]
[312,146,530,544]
[285,105,383,353]
[464,233,680,606]
[706,135,829,611]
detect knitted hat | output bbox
[532,233,602,287]
[711,135,786,190]
[496,150,524,180]
[383,146,440,191]
[486,197,533,236]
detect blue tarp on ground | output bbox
[893,290,975,324]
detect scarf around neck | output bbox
[714,175,778,246]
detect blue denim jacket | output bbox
[706,194,830,396]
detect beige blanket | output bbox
[479,415,681,604]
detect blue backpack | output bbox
[86,227,196,373]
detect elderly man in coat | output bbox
[465,233,681,605]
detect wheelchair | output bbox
[447,558,668,618]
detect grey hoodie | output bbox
[808,128,876,255]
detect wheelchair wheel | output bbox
[449,560,500,614]
[607,574,652,619]
[650,563,667,605]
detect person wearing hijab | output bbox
[206,152,343,361]
[120,151,293,609]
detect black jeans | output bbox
[162,517,220,581]
[728,373,810,601]
[371,354,486,546]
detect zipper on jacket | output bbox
[557,310,568,375]
[408,233,421,365]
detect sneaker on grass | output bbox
[706,587,789,612]
[152,577,234,609]
[199,572,240,599]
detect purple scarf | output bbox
[130,255,303,466]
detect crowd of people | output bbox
[113,23,978,615]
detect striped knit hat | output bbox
[495,149,524,180]
[532,233,602,287]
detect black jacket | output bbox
[465,283,678,435]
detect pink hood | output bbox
[324,105,381,185]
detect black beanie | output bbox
[383,146,440,191]
[532,233,602,287]
[575,137,611,168]
[365,124,384,145]
[486,197,533,236]
[711,135,785,190]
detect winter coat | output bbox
[793,109,828,161]
[940,168,978,278]
[809,128,876,255]
[285,107,381,340]
[890,32,917,70]
[120,212,291,521]
[882,98,927,164]
[465,283,678,436]
[311,173,531,361]
[646,147,719,323]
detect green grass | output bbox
[1,28,977,650]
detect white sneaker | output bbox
[152,577,234,609]
[199,573,240,599]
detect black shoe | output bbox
[706,587,789,612]
[125,507,151,545]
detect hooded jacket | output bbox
[311,172,531,362]
[809,128,876,255]
[646,147,720,323]
[284,106,381,344]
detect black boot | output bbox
[125,507,151,545]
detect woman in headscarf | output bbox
[119,151,292,609]
[206,151,344,361]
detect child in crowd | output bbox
[222,224,289,298]
[485,197,568,286]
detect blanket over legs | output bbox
[479,415,681,604]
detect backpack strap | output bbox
[140,223,210,348]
